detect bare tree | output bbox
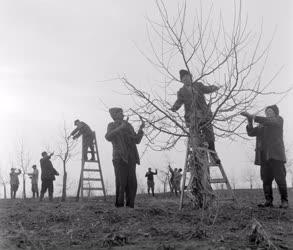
[242,165,258,189]
[0,167,8,199]
[55,122,78,201]
[229,174,237,190]
[117,0,289,208]
[16,140,31,199]
[157,169,170,193]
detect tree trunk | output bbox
[62,162,67,202]
[22,175,26,199]
[187,87,214,209]
[3,184,7,199]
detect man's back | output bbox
[40,158,56,180]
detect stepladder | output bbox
[76,131,106,201]
[179,138,237,209]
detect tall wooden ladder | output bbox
[179,138,236,209]
[76,132,106,201]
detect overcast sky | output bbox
[0,0,292,197]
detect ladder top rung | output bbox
[83,178,101,181]
[210,178,227,184]
[83,160,100,163]
[83,169,100,172]
[82,187,104,191]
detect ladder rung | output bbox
[210,178,227,184]
[83,178,101,181]
[82,187,104,191]
[84,160,99,163]
[83,169,100,172]
[208,164,220,167]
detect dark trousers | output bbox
[40,179,54,201]
[261,159,288,202]
[113,159,137,208]
[32,183,39,198]
[10,184,18,199]
[83,136,95,160]
[147,180,155,196]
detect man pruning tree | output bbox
[171,69,220,163]
[105,107,144,208]
[145,168,157,196]
[40,151,59,201]
[69,120,95,161]
[241,105,288,209]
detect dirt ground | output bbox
[0,189,292,250]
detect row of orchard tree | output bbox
[0,122,78,201]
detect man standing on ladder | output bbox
[69,119,95,161]
[170,69,221,163]
[105,107,144,208]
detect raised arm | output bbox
[197,82,219,94]
[246,122,261,137]
[254,116,283,128]
[171,89,184,112]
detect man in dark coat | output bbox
[171,69,220,163]
[145,168,157,196]
[241,104,288,208]
[105,107,144,208]
[69,120,95,161]
[39,151,59,201]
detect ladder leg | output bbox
[94,134,106,200]
[179,139,190,210]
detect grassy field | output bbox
[0,188,292,250]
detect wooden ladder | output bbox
[76,132,106,201]
[179,138,236,209]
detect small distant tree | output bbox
[157,168,171,193]
[16,140,31,199]
[0,168,8,199]
[56,122,78,201]
[229,174,237,190]
[242,165,258,189]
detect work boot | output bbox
[90,155,95,161]
[257,200,273,208]
[279,200,289,209]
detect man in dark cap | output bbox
[105,107,144,208]
[28,165,39,198]
[241,104,288,209]
[39,152,59,201]
[171,69,220,163]
[145,168,157,196]
[69,120,95,161]
[10,168,21,199]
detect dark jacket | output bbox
[105,121,143,165]
[172,82,217,125]
[246,115,286,165]
[71,121,94,141]
[145,170,157,181]
[40,156,58,181]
